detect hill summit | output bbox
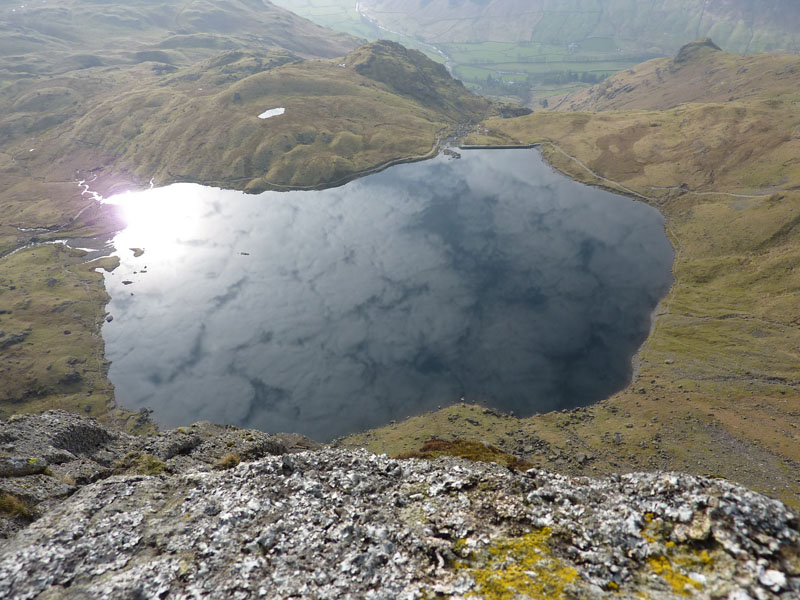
[346,40,489,118]
[674,38,723,65]
[556,38,800,111]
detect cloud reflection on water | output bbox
[103,149,673,441]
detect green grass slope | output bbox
[42,41,489,192]
[0,0,359,70]
[0,0,362,144]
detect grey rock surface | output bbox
[0,415,798,599]
[0,411,318,539]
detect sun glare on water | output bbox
[104,183,208,255]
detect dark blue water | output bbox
[103,149,673,441]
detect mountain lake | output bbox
[100,148,674,441]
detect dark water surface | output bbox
[103,149,673,441]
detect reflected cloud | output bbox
[103,149,674,441]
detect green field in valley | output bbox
[445,43,644,104]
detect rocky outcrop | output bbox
[0,415,798,599]
[346,40,491,118]
[673,38,723,66]
[0,411,318,539]
[498,105,533,119]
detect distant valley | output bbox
[276,0,800,104]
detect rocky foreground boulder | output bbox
[0,411,319,540]
[0,413,798,599]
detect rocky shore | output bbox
[0,412,798,599]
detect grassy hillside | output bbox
[0,0,361,144]
[340,42,800,508]
[0,0,358,69]
[557,38,800,111]
[282,0,800,104]
[0,3,491,429]
[52,41,488,192]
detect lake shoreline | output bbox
[1,137,677,438]
[100,148,672,441]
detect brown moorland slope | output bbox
[557,38,800,111]
[0,0,358,70]
[340,41,800,508]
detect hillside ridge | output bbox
[557,37,800,111]
[347,40,485,115]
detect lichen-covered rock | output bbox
[0,444,798,599]
[0,411,315,539]
[0,456,49,478]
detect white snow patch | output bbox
[258,107,285,120]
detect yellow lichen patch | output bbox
[456,528,579,600]
[647,555,702,595]
[453,538,469,556]
[641,512,668,544]
[642,514,718,595]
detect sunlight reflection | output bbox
[104,183,207,254]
